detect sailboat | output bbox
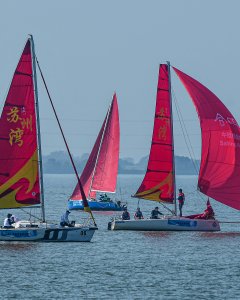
[68,94,122,211]
[110,62,240,231]
[0,36,97,241]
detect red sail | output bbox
[173,67,240,210]
[0,39,40,208]
[71,93,120,200]
[134,64,174,203]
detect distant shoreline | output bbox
[43,151,200,176]
[44,172,198,175]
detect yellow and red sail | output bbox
[0,39,40,208]
[134,64,174,203]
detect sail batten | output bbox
[134,64,174,203]
[173,66,240,210]
[71,93,120,200]
[0,39,40,208]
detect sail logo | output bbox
[6,106,33,147]
[168,219,197,227]
[215,113,239,127]
[9,128,24,146]
[221,132,240,140]
[1,230,37,237]
[156,107,170,141]
[7,107,20,123]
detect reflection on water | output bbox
[0,174,240,299]
[199,232,240,239]
[0,242,37,251]
[141,231,172,238]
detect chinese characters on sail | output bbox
[156,107,170,141]
[7,106,33,147]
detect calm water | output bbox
[0,174,240,300]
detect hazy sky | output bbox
[0,1,239,161]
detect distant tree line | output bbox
[43,151,200,175]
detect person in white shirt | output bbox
[60,210,74,227]
[3,213,15,228]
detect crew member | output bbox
[3,213,15,229]
[151,207,163,219]
[134,207,144,220]
[122,208,130,220]
[178,188,185,217]
[60,210,74,227]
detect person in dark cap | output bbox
[60,210,74,227]
[3,213,15,228]
[151,207,163,219]
[121,207,130,220]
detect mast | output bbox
[29,35,46,222]
[167,61,177,215]
[88,98,112,198]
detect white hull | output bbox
[0,228,46,241]
[110,216,220,232]
[0,221,97,242]
[43,226,97,242]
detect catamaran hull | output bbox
[68,200,123,211]
[110,217,220,231]
[43,227,97,242]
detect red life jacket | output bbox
[178,192,185,203]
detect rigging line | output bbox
[172,89,197,165]
[88,100,112,198]
[35,57,97,227]
[162,66,207,205]
[20,208,42,221]
[161,65,200,174]
[171,88,200,175]
[171,89,197,159]
[158,202,175,215]
[196,189,207,202]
